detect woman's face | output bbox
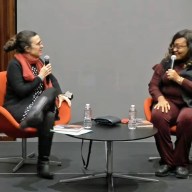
[25,35,43,58]
[172,37,189,60]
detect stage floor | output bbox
[0,141,191,192]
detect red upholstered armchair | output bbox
[0,71,71,172]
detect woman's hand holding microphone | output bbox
[38,64,73,108]
[38,64,52,80]
[166,69,184,85]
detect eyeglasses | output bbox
[170,44,187,50]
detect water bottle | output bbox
[83,104,92,129]
[128,104,137,130]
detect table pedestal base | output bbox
[59,141,158,192]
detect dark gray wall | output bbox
[17,0,192,122]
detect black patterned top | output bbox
[21,65,44,121]
[3,58,62,122]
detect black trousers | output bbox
[26,88,57,161]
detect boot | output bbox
[37,158,54,179]
[20,96,47,128]
[37,111,55,179]
[20,88,57,129]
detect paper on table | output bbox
[51,129,92,136]
[53,124,84,132]
[136,120,153,128]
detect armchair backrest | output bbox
[0,71,7,106]
[0,70,71,128]
[144,97,153,122]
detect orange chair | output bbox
[144,97,176,161]
[0,71,71,172]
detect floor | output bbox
[0,141,191,192]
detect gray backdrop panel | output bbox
[17,0,192,123]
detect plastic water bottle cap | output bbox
[85,104,90,108]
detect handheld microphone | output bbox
[170,55,176,69]
[44,55,50,83]
[44,55,50,65]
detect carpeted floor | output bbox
[0,141,191,192]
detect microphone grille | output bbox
[44,55,50,60]
[171,55,176,60]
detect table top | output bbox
[67,122,157,142]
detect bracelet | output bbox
[177,76,184,85]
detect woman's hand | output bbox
[166,69,184,85]
[154,96,170,113]
[38,64,52,80]
[57,94,71,108]
[166,69,180,81]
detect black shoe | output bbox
[176,166,189,179]
[155,164,173,177]
[37,161,54,180]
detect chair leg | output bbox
[0,138,61,172]
[148,156,161,161]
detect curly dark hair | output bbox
[168,29,192,67]
[3,30,37,53]
[161,29,192,70]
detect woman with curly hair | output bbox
[149,29,192,179]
